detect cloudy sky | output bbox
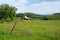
[0,0,60,15]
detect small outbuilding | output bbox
[21,14,31,20]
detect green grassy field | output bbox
[0,20,60,40]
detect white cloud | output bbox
[26,1,60,15]
[11,0,29,13]
[20,1,60,15]
[0,0,60,15]
[0,0,29,13]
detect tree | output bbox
[0,4,17,21]
[48,13,60,20]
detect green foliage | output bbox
[24,13,60,20]
[25,12,35,17]
[48,13,60,20]
[0,4,17,21]
[16,12,41,19]
[16,13,23,17]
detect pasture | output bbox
[0,20,60,40]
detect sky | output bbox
[0,0,60,15]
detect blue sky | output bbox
[0,0,60,15]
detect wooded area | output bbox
[16,13,60,20]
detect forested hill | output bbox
[16,12,41,17]
[16,13,60,20]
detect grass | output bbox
[0,20,60,40]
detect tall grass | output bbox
[0,20,60,40]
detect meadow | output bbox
[0,20,60,40]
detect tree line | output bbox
[16,13,60,20]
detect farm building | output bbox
[21,14,31,20]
